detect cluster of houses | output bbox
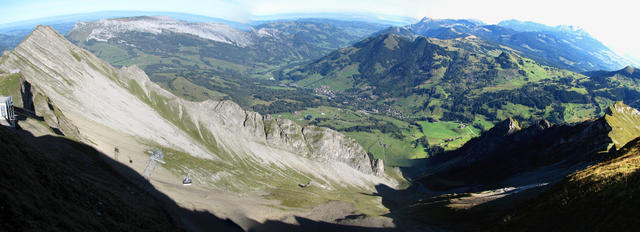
[313,86,336,99]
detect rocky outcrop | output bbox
[263,115,309,154]
[17,78,81,139]
[301,125,374,174]
[241,108,379,175]
[197,98,380,175]
[371,158,385,176]
[200,98,381,175]
[487,117,521,137]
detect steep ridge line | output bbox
[0,26,398,224]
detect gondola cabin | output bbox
[0,96,16,127]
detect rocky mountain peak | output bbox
[488,117,521,137]
[605,101,640,116]
[418,17,433,23]
[621,65,639,78]
[25,25,67,46]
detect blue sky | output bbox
[1,0,639,62]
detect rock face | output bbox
[486,117,521,137]
[212,101,379,175]
[0,25,214,158]
[19,79,81,139]
[0,26,385,192]
[371,158,385,176]
[302,125,373,174]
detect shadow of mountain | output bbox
[248,216,399,232]
[372,184,454,232]
[495,138,640,231]
[13,106,44,121]
[1,124,427,232]
[372,117,639,231]
[0,125,243,232]
[370,181,552,232]
[405,118,612,193]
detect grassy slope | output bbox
[158,77,227,102]
[498,137,640,231]
[604,101,640,148]
[0,73,23,106]
[277,107,488,166]
[278,106,430,165]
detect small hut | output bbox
[0,96,15,127]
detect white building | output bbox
[0,96,16,127]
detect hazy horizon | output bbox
[1,0,639,63]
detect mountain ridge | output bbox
[14,25,386,177]
[0,26,397,227]
[414,101,640,192]
[584,65,640,79]
[383,18,631,72]
[498,134,640,231]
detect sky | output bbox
[0,0,639,62]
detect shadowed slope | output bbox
[498,136,640,231]
[0,125,242,232]
[415,102,640,192]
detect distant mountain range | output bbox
[251,12,416,26]
[0,11,249,33]
[280,32,640,124]
[0,11,407,53]
[380,17,634,72]
[584,65,640,79]
[2,12,636,72]
[0,11,255,55]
